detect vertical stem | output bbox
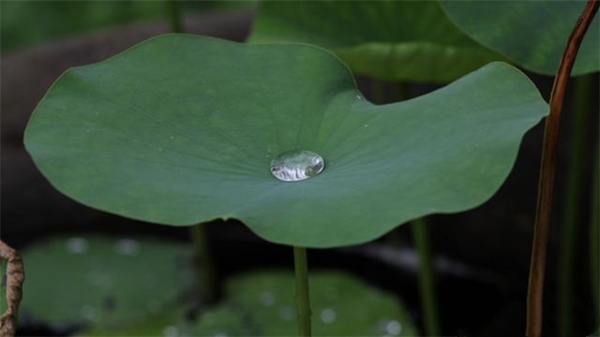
[166,0,183,33]
[558,74,592,337]
[526,2,598,336]
[0,240,24,337]
[592,143,600,326]
[411,218,441,336]
[392,81,441,334]
[293,246,312,336]
[191,223,217,304]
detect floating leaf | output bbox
[25,35,548,248]
[84,270,418,336]
[248,0,505,82]
[20,235,193,328]
[440,0,600,76]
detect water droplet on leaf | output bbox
[270,150,325,182]
[259,291,276,307]
[81,305,100,322]
[66,237,89,254]
[320,308,336,324]
[115,239,140,256]
[278,306,294,321]
[163,325,179,337]
[382,320,402,336]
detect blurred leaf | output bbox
[20,235,193,328]
[440,0,600,76]
[84,270,418,336]
[0,0,255,53]
[248,0,505,82]
[0,0,163,52]
[25,35,548,248]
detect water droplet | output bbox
[279,306,294,321]
[147,298,161,313]
[382,320,402,336]
[85,129,90,133]
[163,325,179,337]
[320,308,336,324]
[86,269,113,289]
[115,239,140,256]
[66,237,89,254]
[259,291,276,307]
[158,147,163,152]
[169,135,175,140]
[81,305,100,322]
[356,93,363,100]
[270,150,325,182]
[363,124,368,128]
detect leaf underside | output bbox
[249,0,505,82]
[440,0,600,76]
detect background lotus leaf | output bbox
[440,0,600,76]
[248,0,505,82]
[19,235,193,328]
[83,271,417,336]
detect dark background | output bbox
[1,2,598,336]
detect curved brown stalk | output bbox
[0,240,24,337]
[526,1,599,336]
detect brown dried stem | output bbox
[0,240,24,337]
[526,1,599,336]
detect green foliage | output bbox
[440,0,600,76]
[249,0,505,82]
[1,1,163,52]
[25,35,548,248]
[84,271,418,336]
[20,235,193,328]
[0,0,256,52]
[0,259,7,314]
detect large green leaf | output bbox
[248,0,505,83]
[84,271,418,336]
[440,0,600,76]
[20,235,193,328]
[24,35,548,248]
